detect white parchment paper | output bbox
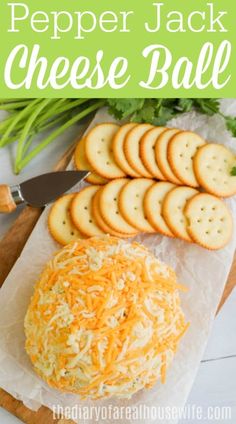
[0,101,236,424]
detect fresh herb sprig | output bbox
[108,98,236,137]
[0,98,236,174]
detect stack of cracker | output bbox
[48,123,236,251]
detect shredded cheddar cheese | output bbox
[24,236,188,400]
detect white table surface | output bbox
[0,121,235,424]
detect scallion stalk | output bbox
[15,100,105,173]
[15,98,53,167]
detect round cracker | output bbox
[140,126,167,180]
[193,143,236,197]
[184,193,233,250]
[74,138,107,185]
[124,124,153,177]
[85,123,125,179]
[162,186,198,241]
[99,178,138,235]
[155,128,182,184]
[112,123,140,177]
[48,193,84,245]
[92,189,132,238]
[168,131,206,187]
[70,186,104,237]
[144,182,176,237]
[119,178,155,233]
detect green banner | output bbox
[0,0,235,97]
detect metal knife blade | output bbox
[14,170,89,207]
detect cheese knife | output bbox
[0,170,89,213]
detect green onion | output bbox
[0,98,105,173]
[15,98,53,168]
[0,98,41,148]
[15,100,105,173]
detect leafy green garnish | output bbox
[108,99,145,120]
[225,117,236,137]
[108,98,236,138]
[193,98,220,116]
[108,98,223,125]
[230,166,236,176]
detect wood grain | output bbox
[0,389,74,424]
[0,125,235,423]
[217,252,236,312]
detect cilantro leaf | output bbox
[153,106,177,125]
[107,98,236,138]
[107,99,144,120]
[193,99,220,116]
[231,166,236,176]
[175,98,194,113]
[225,117,236,137]
[132,105,155,123]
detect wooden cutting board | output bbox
[0,137,235,424]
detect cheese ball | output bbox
[24,236,188,399]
